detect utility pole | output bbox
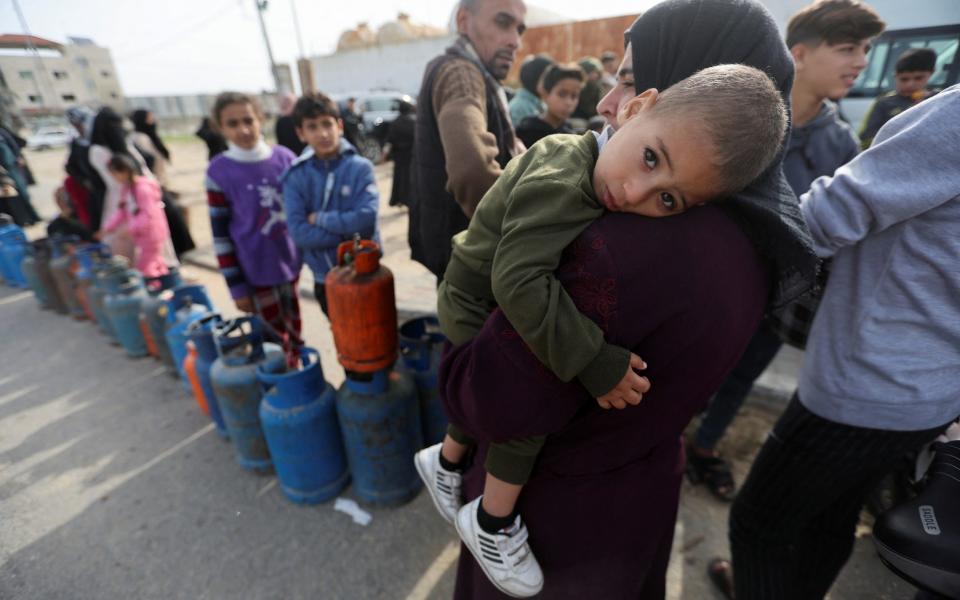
[254,0,283,93]
[289,0,307,94]
[290,0,306,59]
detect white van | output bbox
[763,0,959,131]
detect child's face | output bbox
[218,102,262,150]
[296,115,343,159]
[543,78,581,123]
[593,89,721,218]
[895,70,933,97]
[792,39,871,101]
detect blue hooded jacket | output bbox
[281,138,381,279]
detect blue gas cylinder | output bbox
[0,218,15,285]
[104,269,149,357]
[211,317,285,472]
[89,257,130,338]
[20,242,49,308]
[74,243,111,321]
[163,284,215,393]
[259,347,350,504]
[140,269,182,367]
[0,226,28,288]
[33,239,68,313]
[398,316,448,447]
[186,312,228,438]
[336,368,423,506]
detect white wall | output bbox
[310,35,456,98]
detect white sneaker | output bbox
[455,496,544,598]
[414,443,463,524]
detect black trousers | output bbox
[730,394,948,600]
[313,282,329,317]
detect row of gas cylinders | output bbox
[1,229,448,507]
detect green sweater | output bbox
[438,132,630,397]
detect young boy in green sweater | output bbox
[414,64,788,598]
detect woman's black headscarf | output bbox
[627,0,817,307]
[90,107,130,156]
[131,109,171,161]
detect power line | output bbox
[115,0,238,61]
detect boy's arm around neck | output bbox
[490,178,630,397]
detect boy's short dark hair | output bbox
[786,0,885,49]
[541,64,584,93]
[292,93,340,128]
[653,64,788,196]
[519,54,555,94]
[896,48,937,73]
[211,91,263,128]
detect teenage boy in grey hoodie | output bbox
[687,0,884,501]
[717,82,960,600]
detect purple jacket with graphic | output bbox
[205,146,301,298]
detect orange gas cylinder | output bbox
[325,238,398,372]
[183,340,210,416]
[140,314,159,358]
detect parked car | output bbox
[841,23,960,130]
[331,91,416,161]
[26,126,74,150]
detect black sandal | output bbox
[686,446,737,501]
[707,558,735,599]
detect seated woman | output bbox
[439,0,818,597]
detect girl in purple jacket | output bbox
[205,92,303,368]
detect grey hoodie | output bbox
[784,101,859,196]
[799,85,960,431]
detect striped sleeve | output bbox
[206,174,250,300]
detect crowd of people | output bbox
[7,0,957,598]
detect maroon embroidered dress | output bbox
[441,206,769,599]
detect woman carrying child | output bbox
[431,0,820,597]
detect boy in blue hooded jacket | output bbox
[282,92,380,316]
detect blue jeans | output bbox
[694,321,783,450]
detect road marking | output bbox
[404,541,460,600]
[0,384,39,409]
[256,478,277,498]
[0,291,32,306]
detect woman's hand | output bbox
[307,212,317,225]
[596,353,650,410]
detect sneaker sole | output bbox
[454,507,543,599]
[414,452,457,525]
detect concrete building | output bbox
[309,6,570,97]
[0,34,124,117]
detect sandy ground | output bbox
[0,140,918,599]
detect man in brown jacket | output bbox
[412,0,527,280]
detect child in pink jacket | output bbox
[99,154,171,277]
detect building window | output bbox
[101,70,111,78]
[19,70,33,79]
[62,94,77,101]
[75,57,89,68]
[53,71,69,80]
[27,94,42,103]
[110,92,118,99]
